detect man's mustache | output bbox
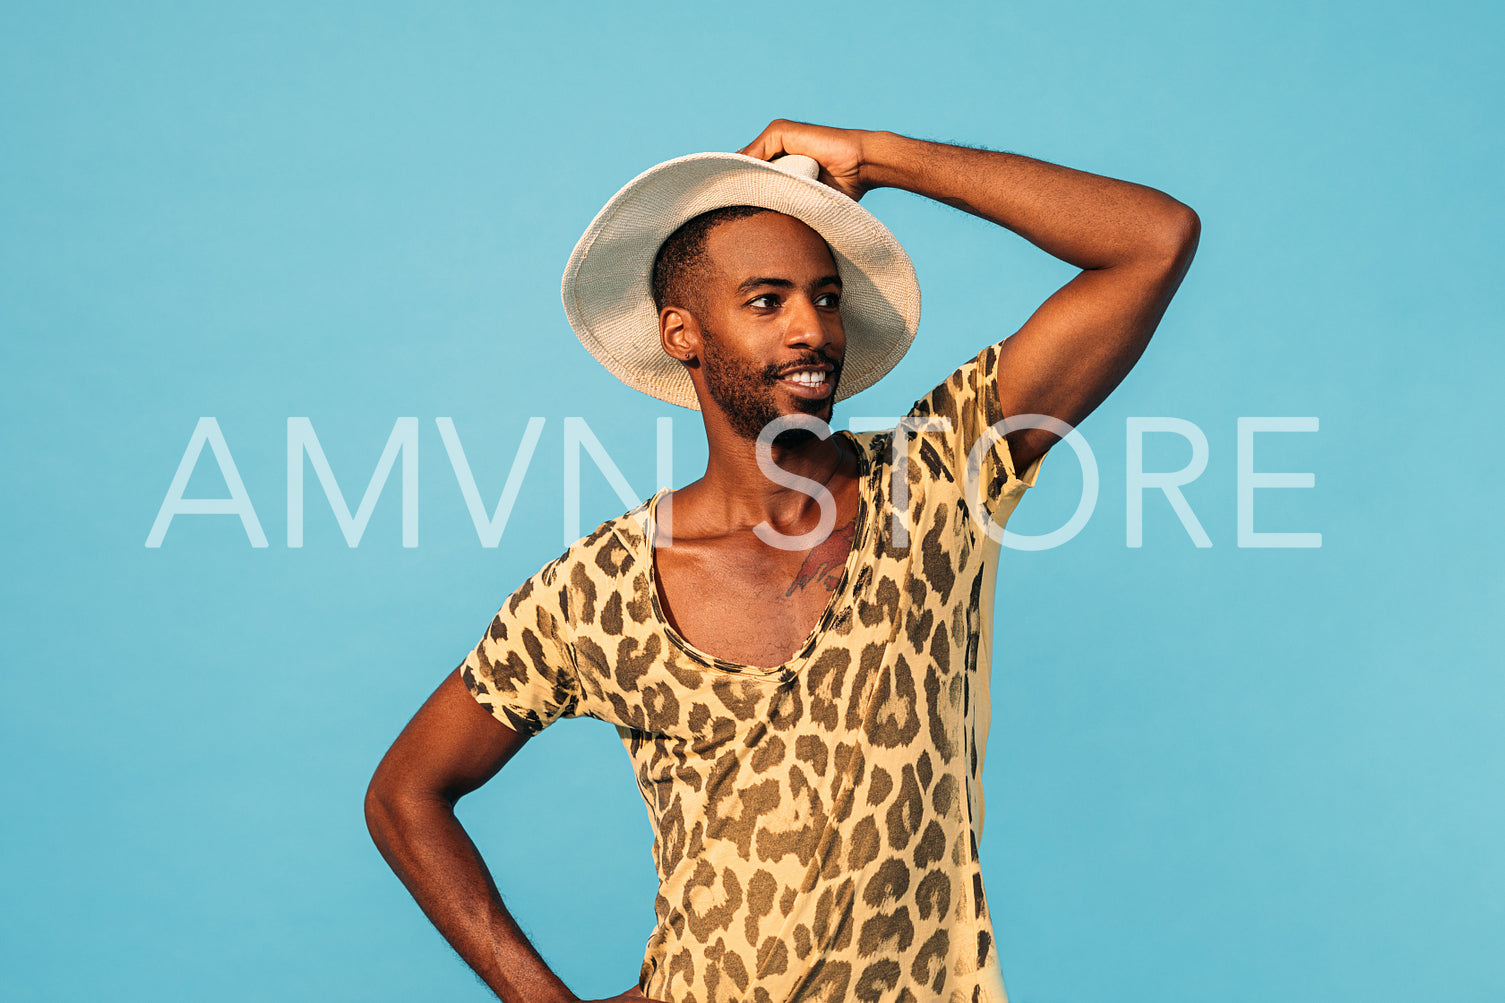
[764,352,844,383]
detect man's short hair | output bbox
[650,204,771,317]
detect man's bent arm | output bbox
[742,121,1201,473]
[866,130,1199,470]
[365,669,577,1003]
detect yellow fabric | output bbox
[464,344,1041,1003]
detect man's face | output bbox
[692,212,845,440]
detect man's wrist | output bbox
[857,130,926,195]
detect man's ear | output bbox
[660,306,703,367]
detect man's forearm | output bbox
[859,131,1196,269]
[365,790,576,1002]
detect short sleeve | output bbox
[907,342,1046,527]
[461,557,582,737]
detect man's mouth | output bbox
[775,366,836,399]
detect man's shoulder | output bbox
[843,345,1001,450]
[538,499,651,583]
[499,500,651,621]
[907,343,1003,424]
[840,345,1016,521]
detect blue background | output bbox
[3,1,1501,1000]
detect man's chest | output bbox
[653,487,862,669]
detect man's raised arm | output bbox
[365,670,657,1002]
[741,120,1200,472]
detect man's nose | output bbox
[783,295,839,352]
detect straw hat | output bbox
[560,152,920,410]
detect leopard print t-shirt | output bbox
[464,344,1045,1003]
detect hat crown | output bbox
[771,154,820,181]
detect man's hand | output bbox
[739,120,874,201]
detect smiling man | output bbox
[657,206,847,442]
[365,120,1199,1003]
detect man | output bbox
[365,120,1198,1002]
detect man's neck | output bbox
[671,414,854,537]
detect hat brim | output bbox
[560,152,920,411]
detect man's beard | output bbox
[700,329,842,444]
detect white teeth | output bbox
[787,371,825,386]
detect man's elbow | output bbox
[365,759,458,848]
[365,763,424,849]
[364,771,397,845]
[1152,200,1201,268]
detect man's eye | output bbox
[817,293,841,308]
[749,294,779,309]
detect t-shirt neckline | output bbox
[642,431,872,677]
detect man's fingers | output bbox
[738,134,769,160]
[737,119,869,199]
[739,120,789,161]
